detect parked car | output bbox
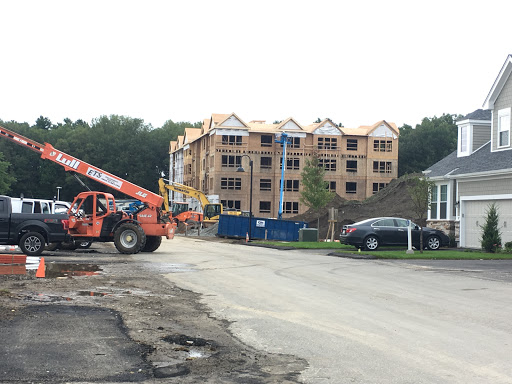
[340,217,450,251]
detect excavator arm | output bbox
[158,178,211,211]
[0,126,163,209]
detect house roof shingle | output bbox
[458,109,492,122]
[425,142,512,178]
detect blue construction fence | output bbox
[217,214,308,241]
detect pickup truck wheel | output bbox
[141,236,162,252]
[19,232,45,256]
[114,223,146,254]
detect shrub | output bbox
[480,203,501,253]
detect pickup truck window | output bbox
[22,202,33,213]
[0,199,5,214]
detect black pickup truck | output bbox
[0,195,70,256]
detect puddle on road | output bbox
[45,263,102,278]
[0,262,102,278]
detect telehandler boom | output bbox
[0,125,174,254]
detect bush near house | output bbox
[480,203,501,253]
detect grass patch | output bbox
[252,241,512,259]
[338,249,512,260]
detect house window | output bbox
[290,137,301,148]
[319,158,336,171]
[280,157,300,170]
[327,181,336,192]
[431,187,438,219]
[373,161,392,173]
[372,183,387,194]
[221,177,242,190]
[498,108,511,148]
[373,140,392,152]
[221,200,241,210]
[439,185,448,220]
[260,179,272,191]
[347,139,358,151]
[460,125,468,153]
[318,137,337,150]
[285,180,299,192]
[260,157,272,169]
[284,202,299,214]
[281,137,301,148]
[346,160,357,172]
[259,201,271,213]
[346,182,357,194]
[221,155,242,168]
[222,135,242,146]
[261,135,273,147]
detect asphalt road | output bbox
[136,237,512,384]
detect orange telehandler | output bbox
[0,125,175,254]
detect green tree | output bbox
[0,152,16,194]
[407,175,435,253]
[300,154,333,230]
[36,116,53,130]
[480,203,501,253]
[0,115,197,201]
[398,114,462,176]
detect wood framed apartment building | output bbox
[169,113,399,219]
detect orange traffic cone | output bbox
[246,232,249,243]
[36,257,45,278]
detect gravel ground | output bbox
[0,243,306,383]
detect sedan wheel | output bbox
[364,235,379,251]
[426,235,441,250]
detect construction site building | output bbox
[169,113,399,219]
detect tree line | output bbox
[0,113,461,201]
[0,115,200,201]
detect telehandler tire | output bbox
[114,223,146,254]
[141,236,162,252]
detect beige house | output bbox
[169,113,399,219]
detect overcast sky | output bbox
[1,0,511,129]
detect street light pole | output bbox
[237,155,253,241]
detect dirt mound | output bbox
[292,176,422,239]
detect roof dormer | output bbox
[456,109,491,157]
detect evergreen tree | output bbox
[480,203,501,253]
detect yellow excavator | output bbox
[158,178,240,226]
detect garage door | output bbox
[463,199,512,248]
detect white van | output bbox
[10,197,71,215]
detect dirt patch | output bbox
[292,176,422,239]
[0,251,306,383]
